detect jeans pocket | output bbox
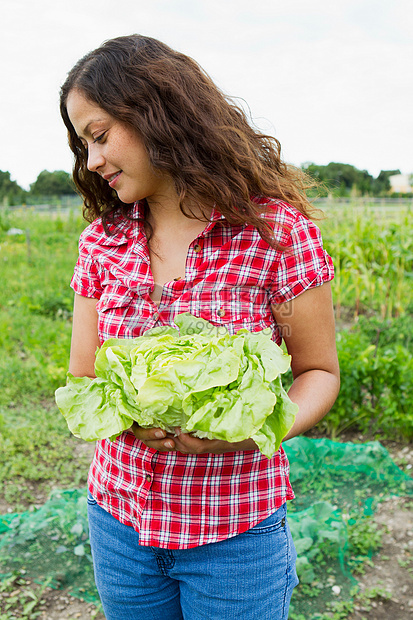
[246,504,287,535]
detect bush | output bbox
[320,316,413,440]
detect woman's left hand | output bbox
[171,429,258,455]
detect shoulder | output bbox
[253,196,314,247]
[78,208,139,250]
[78,217,106,247]
[254,196,302,222]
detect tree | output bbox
[0,170,27,205]
[30,170,76,196]
[302,162,396,197]
[372,170,401,195]
[304,162,373,196]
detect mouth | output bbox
[104,171,122,187]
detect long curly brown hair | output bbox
[60,34,317,240]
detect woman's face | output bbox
[66,89,175,205]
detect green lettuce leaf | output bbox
[55,313,297,457]
[251,376,299,458]
[55,374,138,441]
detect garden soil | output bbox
[0,434,411,620]
[346,495,413,620]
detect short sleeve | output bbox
[268,216,334,305]
[70,230,103,299]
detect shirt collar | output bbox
[199,204,226,236]
[99,200,226,246]
[133,200,226,236]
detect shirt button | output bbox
[153,312,159,321]
[146,474,152,483]
[193,243,202,253]
[217,308,225,317]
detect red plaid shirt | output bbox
[71,197,334,548]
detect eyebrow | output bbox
[79,119,106,139]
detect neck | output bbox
[146,197,212,233]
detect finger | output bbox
[131,424,176,451]
[173,432,209,454]
[132,424,165,440]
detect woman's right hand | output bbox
[130,423,176,451]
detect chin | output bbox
[115,190,141,204]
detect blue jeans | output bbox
[87,495,298,620]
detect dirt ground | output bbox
[344,438,413,620]
[0,437,411,620]
[346,494,413,620]
[35,593,105,620]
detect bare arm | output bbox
[271,282,340,441]
[68,293,101,378]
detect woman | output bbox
[60,34,340,620]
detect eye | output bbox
[93,132,106,143]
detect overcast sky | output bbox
[1,0,412,189]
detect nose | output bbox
[87,144,105,172]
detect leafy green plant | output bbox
[0,571,53,619]
[353,314,413,352]
[289,502,345,584]
[346,513,384,574]
[319,317,413,440]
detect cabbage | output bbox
[55,313,298,458]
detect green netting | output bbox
[286,436,412,512]
[0,489,97,603]
[284,437,412,618]
[0,437,411,617]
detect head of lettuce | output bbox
[55,313,298,458]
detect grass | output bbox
[0,405,90,507]
[0,206,89,510]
